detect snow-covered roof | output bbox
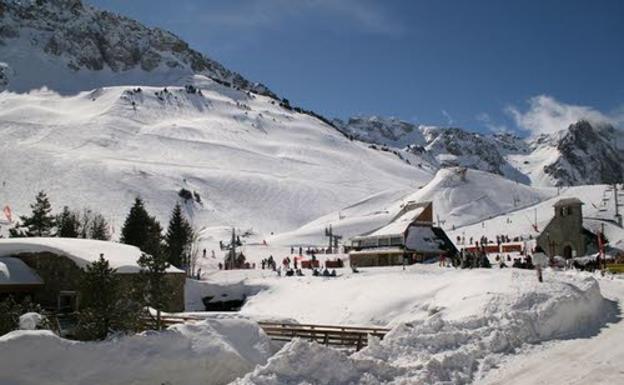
[364,206,425,238]
[0,238,184,274]
[0,256,43,286]
[348,247,404,255]
[404,226,446,254]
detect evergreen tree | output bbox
[56,206,80,238]
[120,197,163,256]
[76,255,143,340]
[89,213,111,241]
[0,296,21,335]
[164,203,194,269]
[137,252,171,330]
[77,255,118,340]
[10,191,56,237]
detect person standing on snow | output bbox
[532,246,548,283]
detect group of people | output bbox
[260,255,277,270]
[456,234,535,247]
[457,249,491,269]
[312,268,338,277]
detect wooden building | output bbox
[348,202,457,267]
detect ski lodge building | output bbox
[0,238,186,312]
[348,201,457,267]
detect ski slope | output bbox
[0,83,432,237]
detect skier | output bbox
[532,246,548,283]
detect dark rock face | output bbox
[542,120,624,186]
[0,0,275,97]
[422,128,509,174]
[0,62,9,89]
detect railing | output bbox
[257,321,390,351]
[140,316,390,351]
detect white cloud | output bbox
[506,95,617,137]
[441,109,454,125]
[476,112,509,133]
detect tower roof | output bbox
[553,198,583,207]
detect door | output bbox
[563,245,573,259]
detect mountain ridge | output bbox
[336,115,623,187]
[0,0,275,97]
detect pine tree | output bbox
[0,296,21,335]
[120,197,163,256]
[10,191,56,237]
[164,203,194,269]
[76,255,118,340]
[89,213,111,241]
[56,206,80,238]
[76,255,143,340]
[137,251,171,330]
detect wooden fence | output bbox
[257,321,389,351]
[141,316,389,351]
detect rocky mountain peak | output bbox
[540,120,623,185]
[0,0,275,96]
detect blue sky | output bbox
[90,0,623,135]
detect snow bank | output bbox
[0,318,273,385]
[233,269,609,385]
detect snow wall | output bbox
[0,318,274,385]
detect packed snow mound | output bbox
[404,167,552,228]
[18,312,44,330]
[0,318,274,385]
[232,268,609,385]
[233,338,401,385]
[0,237,183,273]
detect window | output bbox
[57,291,79,313]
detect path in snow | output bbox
[482,277,624,385]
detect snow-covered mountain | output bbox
[0,83,433,238]
[1,0,622,249]
[516,120,624,186]
[336,116,623,187]
[0,0,273,96]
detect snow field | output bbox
[225,266,610,385]
[0,318,275,385]
[0,84,431,239]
